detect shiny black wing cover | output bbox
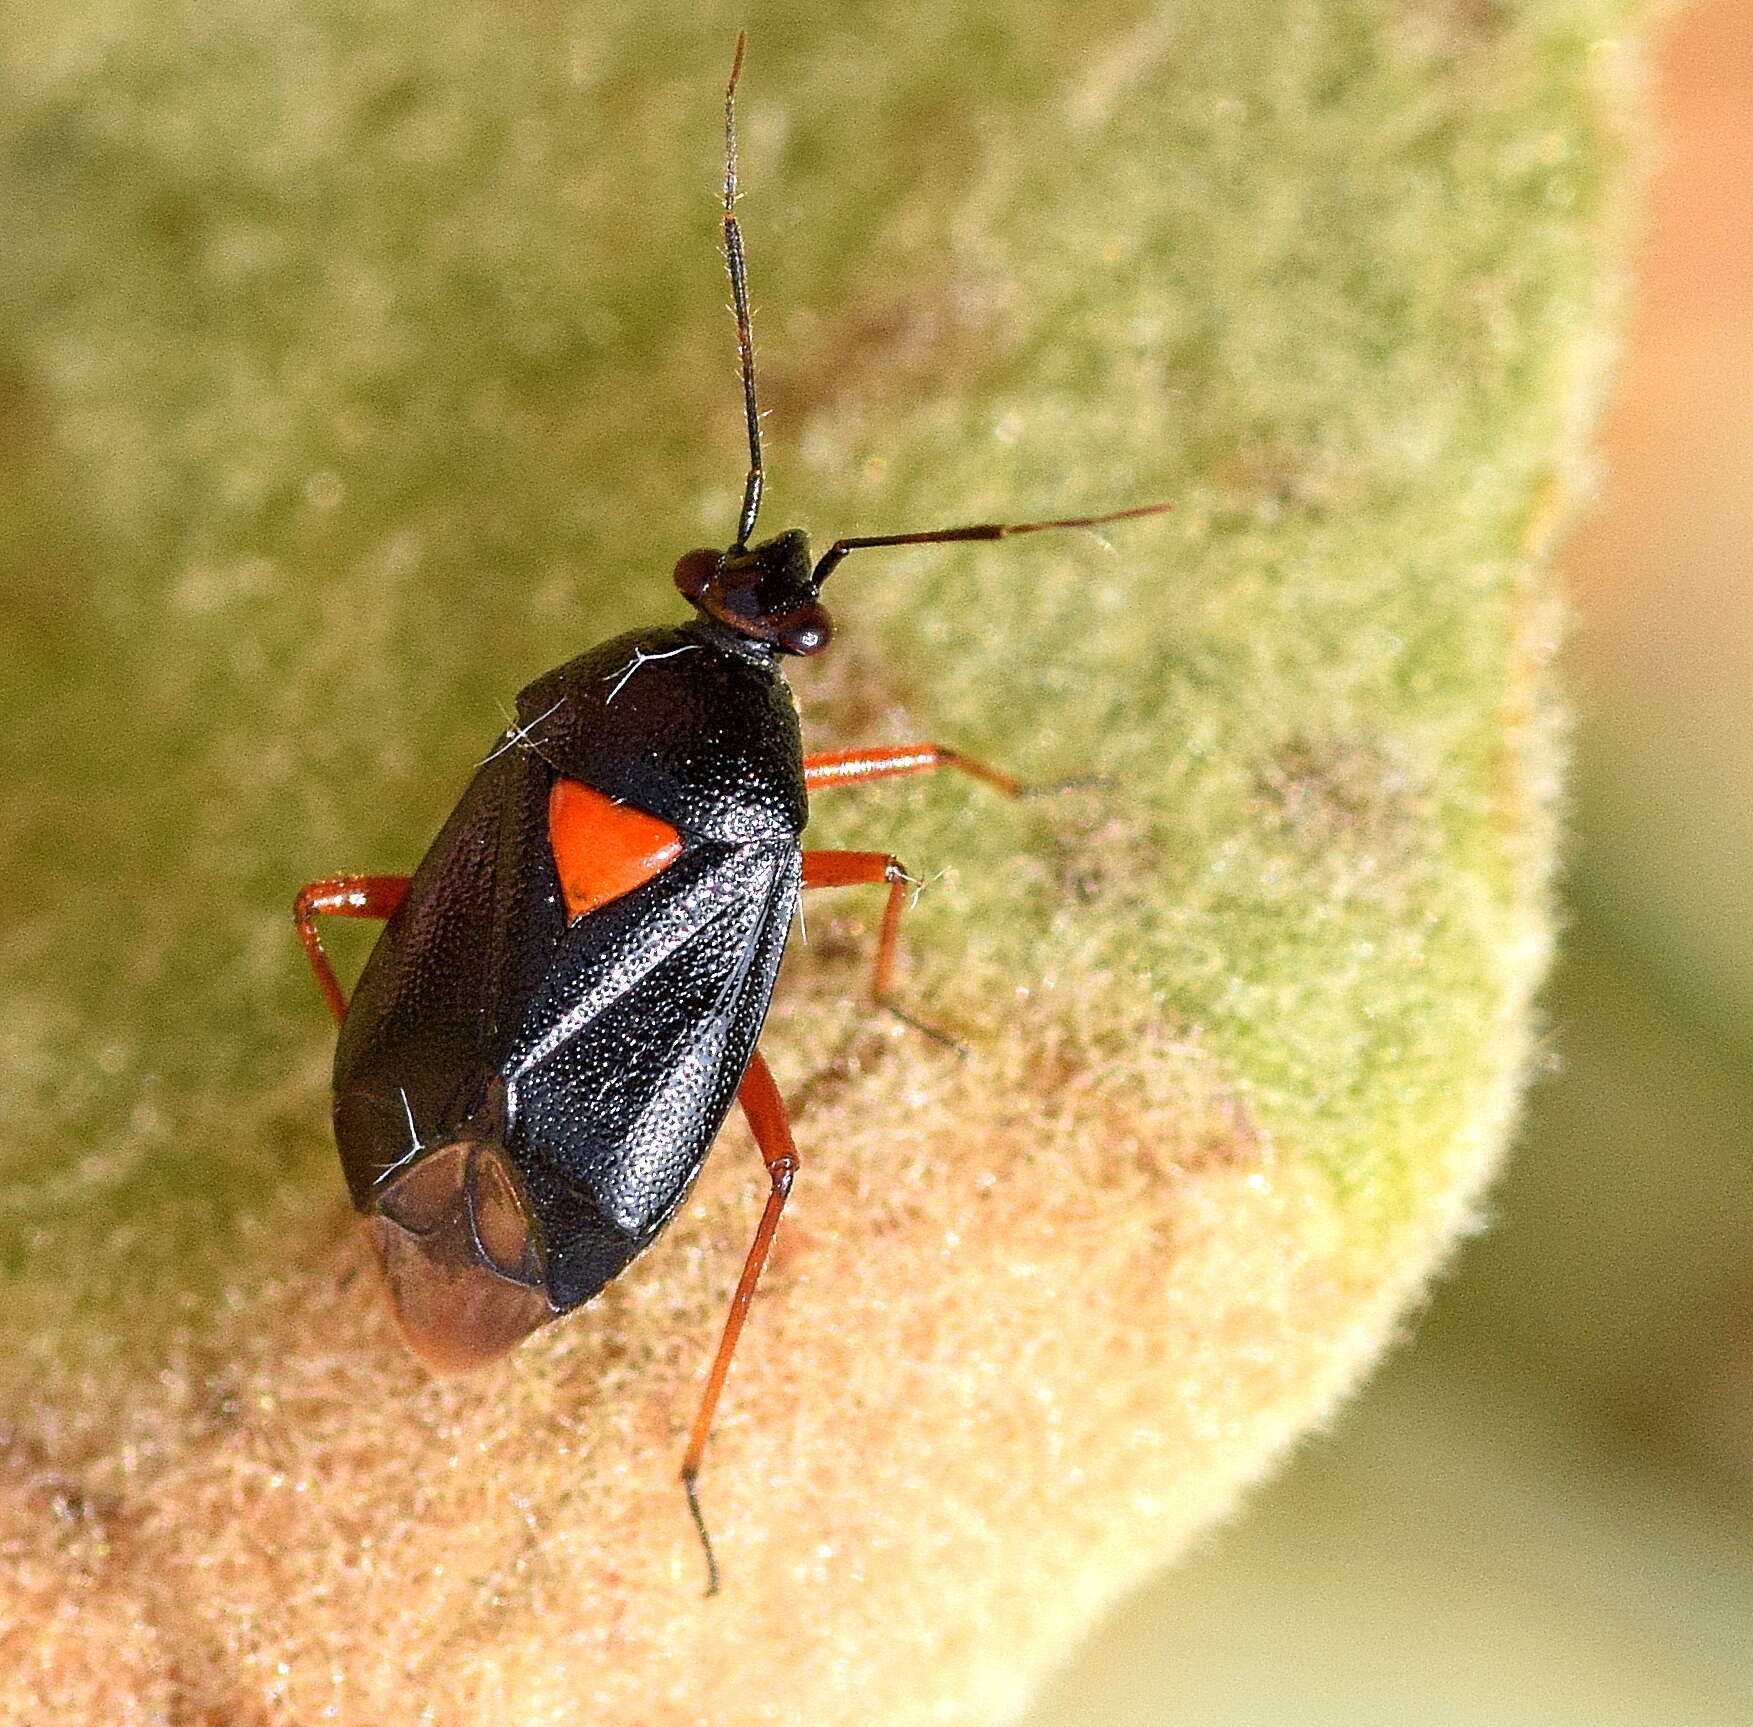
[333,735,802,1312]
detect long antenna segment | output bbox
[724,32,764,552]
[810,501,1175,586]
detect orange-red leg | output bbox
[293,875,411,1026]
[802,848,962,1050]
[803,742,1023,798]
[680,1047,799,1595]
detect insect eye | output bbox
[673,548,721,602]
[776,604,833,656]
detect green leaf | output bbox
[0,1,1641,1719]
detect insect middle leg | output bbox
[802,848,964,1049]
[680,1046,799,1596]
[293,875,411,1025]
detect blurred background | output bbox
[1028,2,1753,1720]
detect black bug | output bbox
[295,35,1167,1592]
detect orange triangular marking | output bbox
[548,778,683,922]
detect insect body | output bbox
[294,36,1166,1590]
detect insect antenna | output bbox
[723,31,764,553]
[810,500,1173,585]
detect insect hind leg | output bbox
[679,1048,799,1595]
